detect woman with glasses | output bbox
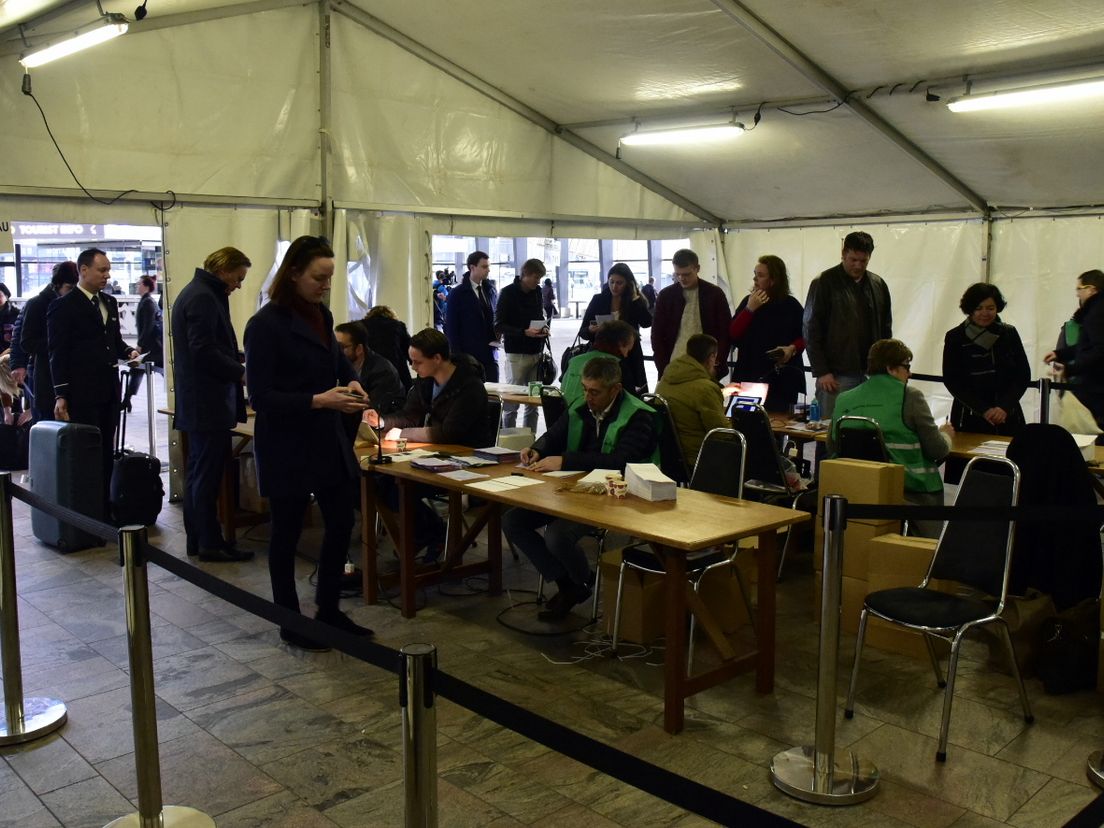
[942,282,1030,436]
[829,339,954,537]
[1044,269,1104,433]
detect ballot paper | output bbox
[624,463,677,502]
[467,475,545,493]
[387,449,435,463]
[968,440,1010,458]
[438,469,489,482]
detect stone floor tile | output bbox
[3,731,97,794]
[214,790,342,827]
[150,645,271,712]
[58,685,200,764]
[1006,777,1099,827]
[38,777,135,828]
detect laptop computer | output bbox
[723,382,769,416]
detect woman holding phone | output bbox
[729,254,806,412]
[244,235,372,651]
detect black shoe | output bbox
[186,541,198,557]
[537,583,590,622]
[280,628,331,652]
[198,546,254,562]
[316,610,374,638]
[420,543,445,565]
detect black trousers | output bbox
[183,430,229,552]
[268,482,355,617]
[67,397,118,510]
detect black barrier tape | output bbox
[139,544,797,825]
[1065,792,1104,828]
[10,483,117,542]
[838,502,1104,523]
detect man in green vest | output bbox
[828,338,955,537]
[503,358,659,621]
[560,319,636,409]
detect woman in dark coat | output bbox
[1045,268,1104,432]
[362,305,413,392]
[578,263,652,395]
[244,235,372,651]
[942,282,1030,435]
[728,255,805,413]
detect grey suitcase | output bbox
[29,421,103,553]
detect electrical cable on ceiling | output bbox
[776,96,849,116]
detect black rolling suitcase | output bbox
[29,420,103,552]
[110,372,164,526]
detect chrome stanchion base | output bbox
[104,805,216,827]
[1088,749,1104,789]
[0,696,67,746]
[770,745,879,805]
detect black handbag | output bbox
[559,334,588,380]
[537,340,557,386]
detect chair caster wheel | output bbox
[936,751,947,762]
[843,709,854,720]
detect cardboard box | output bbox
[817,459,904,524]
[813,520,902,579]
[813,573,868,634]
[698,562,753,633]
[600,548,665,645]
[867,533,938,593]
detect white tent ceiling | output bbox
[2,0,1104,224]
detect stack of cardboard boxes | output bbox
[813,458,957,660]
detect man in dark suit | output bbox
[444,250,500,381]
[48,248,139,507]
[15,261,78,421]
[172,247,254,562]
[334,322,404,414]
[122,276,164,412]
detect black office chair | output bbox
[640,393,691,485]
[844,455,1033,762]
[482,395,503,447]
[539,387,567,431]
[611,428,756,670]
[835,415,891,462]
[730,403,812,578]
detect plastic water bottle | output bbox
[809,398,821,423]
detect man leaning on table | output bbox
[363,328,488,562]
[503,358,658,621]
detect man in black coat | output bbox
[494,258,549,429]
[172,250,254,562]
[16,261,78,421]
[122,276,164,412]
[334,322,404,414]
[48,248,139,508]
[444,250,500,381]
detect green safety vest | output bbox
[566,392,660,464]
[561,350,617,409]
[832,373,943,494]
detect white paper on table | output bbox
[968,440,1010,457]
[384,427,403,441]
[543,470,583,478]
[578,469,620,485]
[467,476,546,493]
[438,469,488,482]
[388,449,435,463]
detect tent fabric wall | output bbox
[1,7,320,202]
[345,212,433,334]
[329,14,698,227]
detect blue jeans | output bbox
[504,352,541,430]
[502,507,593,587]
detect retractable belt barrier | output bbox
[8,477,799,828]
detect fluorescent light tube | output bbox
[947,77,1104,112]
[20,15,129,68]
[621,123,745,146]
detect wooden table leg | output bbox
[755,529,778,693]
[661,547,689,734]
[487,503,502,596]
[360,473,378,605]
[398,478,417,619]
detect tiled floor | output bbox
[1,372,1103,827]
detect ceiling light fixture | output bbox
[947,76,1104,113]
[19,13,129,69]
[620,121,746,147]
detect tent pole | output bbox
[318,0,333,230]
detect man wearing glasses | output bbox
[828,338,954,538]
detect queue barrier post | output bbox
[0,472,68,746]
[104,526,214,828]
[1037,376,1051,425]
[769,495,880,805]
[401,643,438,828]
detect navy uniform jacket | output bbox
[48,287,131,406]
[444,275,498,370]
[172,269,246,433]
[244,301,358,499]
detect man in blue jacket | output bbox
[444,250,499,381]
[172,248,254,562]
